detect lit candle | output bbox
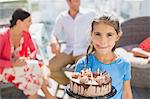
[89,68,91,72]
[100,72,102,76]
[91,72,93,81]
[97,68,100,74]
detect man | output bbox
[49,0,96,85]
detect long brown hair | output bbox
[86,14,121,64]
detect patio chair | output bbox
[0,82,27,99]
[117,16,150,88]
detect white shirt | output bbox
[51,8,96,56]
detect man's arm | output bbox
[50,14,63,56]
[50,34,60,55]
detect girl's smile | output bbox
[95,44,108,49]
[91,22,121,55]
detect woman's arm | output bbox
[0,33,12,68]
[123,80,132,99]
[26,32,38,59]
[0,42,26,68]
[132,48,150,58]
[0,59,12,68]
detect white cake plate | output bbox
[65,85,117,99]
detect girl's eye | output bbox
[107,33,113,36]
[95,32,101,36]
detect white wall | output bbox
[140,0,150,16]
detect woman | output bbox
[0,8,56,99]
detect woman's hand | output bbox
[12,58,27,67]
[19,57,28,60]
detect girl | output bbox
[75,14,132,99]
[0,9,56,99]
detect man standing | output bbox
[49,0,96,85]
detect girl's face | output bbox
[19,16,32,32]
[91,22,120,55]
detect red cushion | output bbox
[139,37,150,51]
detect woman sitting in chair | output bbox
[0,8,56,99]
[115,36,150,66]
[131,37,150,63]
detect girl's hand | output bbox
[45,95,57,99]
[12,58,27,67]
[50,96,57,99]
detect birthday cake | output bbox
[69,68,112,97]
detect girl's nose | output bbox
[99,36,107,45]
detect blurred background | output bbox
[0,0,149,62]
[0,0,150,98]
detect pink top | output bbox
[139,37,150,52]
[0,28,38,74]
[20,30,38,58]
